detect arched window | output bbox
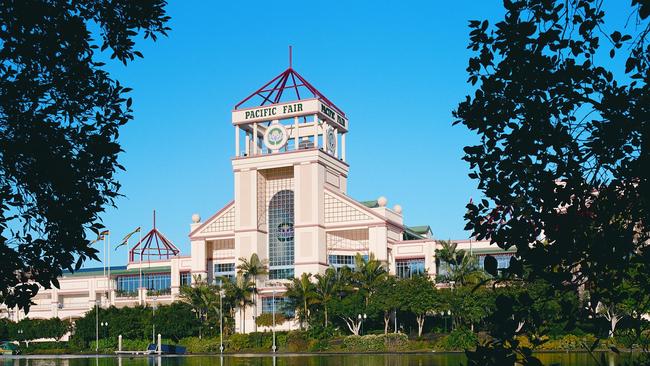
[268,189,295,279]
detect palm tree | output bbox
[353,253,388,307]
[224,274,254,333]
[435,240,486,286]
[285,273,317,329]
[314,267,337,327]
[179,275,217,338]
[237,253,268,332]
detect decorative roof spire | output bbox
[128,210,180,262]
[234,47,344,116]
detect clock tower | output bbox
[231,64,350,282]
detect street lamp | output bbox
[219,290,225,354]
[447,310,452,331]
[358,313,367,335]
[151,297,158,346]
[95,299,100,353]
[440,311,446,333]
[17,329,24,347]
[100,322,109,340]
[272,290,277,353]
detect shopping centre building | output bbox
[1,65,514,332]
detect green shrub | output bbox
[179,337,223,353]
[342,334,409,352]
[383,333,409,351]
[287,330,309,352]
[225,333,250,351]
[538,333,597,351]
[255,313,287,327]
[436,328,478,351]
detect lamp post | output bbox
[447,310,452,331]
[151,297,157,346]
[272,290,277,353]
[17,329,23,347]
[357,313,367,335]
[440,311,446,333]
[95,299,100,353]
[100,322,109,340]
[219,290,225,354]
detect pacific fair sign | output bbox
[232,99,347,128]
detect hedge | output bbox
[342,334,409,352]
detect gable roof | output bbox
[189,201,235,239]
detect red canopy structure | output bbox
[129,210,180,263]
[234,46,345,117]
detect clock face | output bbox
[264,123,288,150]
[327,129,336,154]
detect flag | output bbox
[116,227,141,250]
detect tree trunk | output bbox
[604,308,622,338]
[304,298,309,329]
[609,316,619,338]
[343,317,361,335]
[384,311,390,334]
[324,307,328,327]
[252,276,257,332]
[416,315,425,337]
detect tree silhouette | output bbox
[0,1,170,311]
[454,0,649,364]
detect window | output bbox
[395,258,425,279]
[214,263,235,283]
[268,189,295,279]
[328,254,368,270]
[261,296,294,316]
[117,273,171,295]
[180,272,192,287]
[478,254,513,271]
[269,268,294,280]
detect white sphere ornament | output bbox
[393,204,402,214]
[191,213,201,223]
[377,196,388,207]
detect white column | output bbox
[294,116,299,150]
[323,122,328,153]
[334,128,339,157]
[253,123,258,155]
[341,133,346,161]
[235,126,240,157]
[245,133,251,156]
[313,114,318,149]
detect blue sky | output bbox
[92,1,633,267]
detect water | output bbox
[0,353,639,366]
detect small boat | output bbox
[147,344,187,355]
[0,342,20,355]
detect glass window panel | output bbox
[395,258,425,279]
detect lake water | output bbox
[0,353,640,366]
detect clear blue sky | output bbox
[91,1,632,267]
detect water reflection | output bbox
[0,353,637,366]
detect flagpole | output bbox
[139,228,143,290]
[103,235,106,278]
[108,232,111,293]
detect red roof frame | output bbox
[234,67,345,117]
[129,211,180,262]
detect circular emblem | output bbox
[277,222,294,242]
[327,129,336,154]
[264,123,288,150]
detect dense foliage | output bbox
[0,317,70,342]
[0,0,171,311]
[71,302,199,346]
[454,0,650,364]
